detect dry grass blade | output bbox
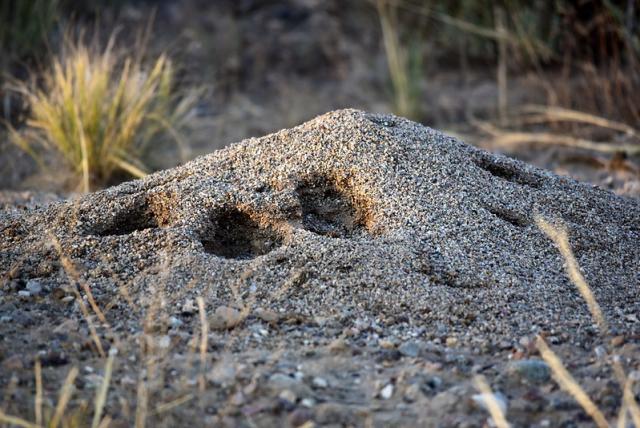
[622,377,640,427]
[97,416,112,428]
[534,215,609,335]
[376,0,415,119]
[477,121,640,155]
[49,366,79,428]
[197,297,208,392]
[0,410,39,428]
[536,336,609,428]
[134,380,148,428]
[34,359,42,427]
[617,402,628,428]
[472,375,510,428]
[151,394,194,415]
[91,351,116,428]
[521,105,639,137]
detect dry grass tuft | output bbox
[8,32,198,192]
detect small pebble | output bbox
[610,335,624,347]
[594,346,607,360]
[181,299,197,315]
[157,335,171,348]
[255,308,279,323]
[472,391,508,414]
[169,316,183,328]
[508,359,551,383]
[399,341,420,358]
[279,389,297,404]
[230,391,245,406]
[380,383,394,400]
[289,408,313,427]
[301,398,315,408]
[26,280,42,295]
[312,377,328,389]
[210,306,243,330]
[403,383,421,402]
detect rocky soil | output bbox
[1,110,639,427]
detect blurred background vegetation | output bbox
[1,0,639,195]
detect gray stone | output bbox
[268,373,312,398]
[399,341,421,358]
[508,359,551,384]
[472,391,508,414]
[380,383,394,400]
[25,280,42,295]
[312,376,328,389]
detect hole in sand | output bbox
[475,156,542,189]
[201,207,283,259]
[486,206,529,228]
[94,201,158,236]
[296,175,372,238]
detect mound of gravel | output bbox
[1,109,638,426]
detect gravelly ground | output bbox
[1,109,639,427]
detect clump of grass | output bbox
[9,33,197,192]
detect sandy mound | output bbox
[1,109,638,426]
